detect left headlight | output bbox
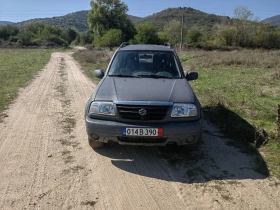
[89,101,115,116]
[171,103,197,117]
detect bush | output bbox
[134,23,160,44]
[78,31,94,45]
[31,38,43,46]
[216,26,237,46]
[63,28,78,44]
[9,36,18,42]
[262,31,280,49]
[0,25,19,41]
[47,35,68,47]
[18,30,34,46]
[97,29,122,49]
[186,29,202,44]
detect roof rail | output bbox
[119,42,130,48]
[164,43,172,48]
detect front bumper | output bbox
[86,117,202,146]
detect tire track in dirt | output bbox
[0,49,279,210]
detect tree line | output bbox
[1,0,279,49]
[87,1,280,50]
[0,23,79,47]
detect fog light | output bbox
[91,133,99,140]
[186,135,195,143]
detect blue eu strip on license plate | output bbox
[123,128,127,136]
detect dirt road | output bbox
[0,50,279,210]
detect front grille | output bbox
[116,105,169,121]
[118,137,167,144]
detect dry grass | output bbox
[181,50,280,69]
[73,47,113,82]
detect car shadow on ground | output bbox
[94,120,269,184]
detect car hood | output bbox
[94,77,195,103]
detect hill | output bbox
[15,11,90,32]
[15,11,142,32]
[13,7,226,32]
[128,15,143,24]
[0,21,14,26]
[261,15,280,26]
[137,7,228,30]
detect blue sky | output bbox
[0,0,279,22]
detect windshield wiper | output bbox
[109,74,141,78]
[140,74,175,79]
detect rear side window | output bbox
[108,51,182,78]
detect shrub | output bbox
[9,36,18,42]
[186,29,202,43]
[216,26,237,46]
[47,35,68,47]
[97,29,122,49]
[134,23,160,44]
[18,30,34,46]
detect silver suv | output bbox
[85,43,202,149]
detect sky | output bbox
[0,0,279,23]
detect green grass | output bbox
[180,50,280,134]
[0,48,58,117]
[179,49,280,177]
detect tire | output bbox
[88,137,104,149]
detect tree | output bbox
[233,5,258,21]
[216,26,237,46]
[98,29,122,49]
[25,23,45,35]
[163,20,182,46]
[233,6,259,47]
[63,28,78,44]
[134,23,160,44]
[0,25,19,40]
[18,30,34,45]
[88,0,135,41]
[186,29,202,44]
[79,31,94,45]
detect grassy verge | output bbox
[179,49,280,177]
[0,48,58,118]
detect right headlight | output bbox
[171,103,198,117]
[89,101,115,116]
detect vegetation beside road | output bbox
[179,49,280,177]
[0,48,57,117]
[73,46,112,82]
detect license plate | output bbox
[123,128,163,136]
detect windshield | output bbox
[108,51,182,79]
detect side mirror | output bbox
[94,70,105,79]
[186,71,198,81]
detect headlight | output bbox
[171,103,197,117]
[89,102,115,116]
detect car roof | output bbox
[118,44,175,52]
